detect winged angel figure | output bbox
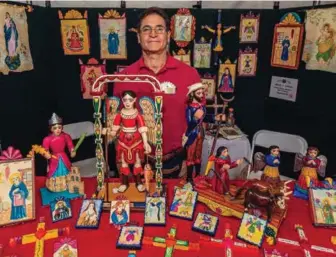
[103,90,157,193]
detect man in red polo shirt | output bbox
[113,7,201,178]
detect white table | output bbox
[201,134,252,179]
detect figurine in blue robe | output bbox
[108,27,120,55]
[281,36,290,61]
[8,172,28,220]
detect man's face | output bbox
[138,14,170,53]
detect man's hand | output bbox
[194,109,204,120]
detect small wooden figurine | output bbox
[143,164,153,192]
[226,108,235,127]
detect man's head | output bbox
[137,7,170,54]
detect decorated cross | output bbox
[143,225,199,257]
[277,224,336,257]
[9,219,69,257]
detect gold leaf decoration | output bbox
[64,9,84,19]
[103,9,122,18]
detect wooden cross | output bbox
[277,224,336,257]
[143,225,199,257]
[9,220,69,257]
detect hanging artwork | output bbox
[239,12,260,43]
[218,59,236,93]
[0,4,34,75]
[117,225,144,250]
[172,49,191,66]
[50,197,72,223]
[201,73,216,100]
[144,197,166,226]
[302,7,336,73]
[75,199,103,229]
[110,199,130,226]
[237,213,267,247]
[169,188,197,220]
[58,9,90,55]
[53,238,78,257]
[271,12,304,70]
[193,37,212,68]
[0,150,35,227]
[309,188,336,227]
[170,8,196,47]
[192,212,219,236]
[79,58,107,99]
[99,10,127,60]
[238,47,258,76]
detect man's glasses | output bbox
[140,25,166,35]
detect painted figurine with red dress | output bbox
[182,83,225,184]
[43,113,76,192]
[104,90,152,193]
[209,146,243,194]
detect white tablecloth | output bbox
[201,135,252,179]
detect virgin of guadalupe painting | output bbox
[75,199,102,229]
[99,10,127,60]
[58,10,90,55]
[218,59,236,93]
[0,4,33,75]
[170,8,196,47]
[193,37,212,68]
[239,12,260,43]
[302,7,336,73]
[0,148,35,227]
[271,12,304,70]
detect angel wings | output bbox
[294,153,327,177]
[251,152,268,172]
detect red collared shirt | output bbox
[114,55,201,155]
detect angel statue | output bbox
[103,90,155,193]
[293,147,327,199]
[252,145,281,184]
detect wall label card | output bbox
[269,76,298,102]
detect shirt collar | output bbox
[138,54,178,70]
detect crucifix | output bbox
[277,224,336,257]
[143,225,199,257]
[9,220,69,257]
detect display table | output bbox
[201,135,251,178]
[0,177,334,257]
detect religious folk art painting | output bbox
[201,73,216,100]
[192,212,219,236]
[238,47,258,76]
[193,38,212,68]
[99,10,127,60]
[218,59,236,93]
[58,10,90,55]
[309,188,336,227]
[0,4,33,75]
[172,49,191,66]
[0,157,35,227]
[264,249,288,257]
[237,213,267,247]
[144,197,166,226]
[110,200,130,226]
[302,7,336,73]
[169,188,197,220]
[239,12,260,43]
[53,238,78,257]
[117,225,144,250]
[50,197,72,223]
[79,58,106,99]
[271,12,304,70]
[75,199,103,229]
[170,8,196,47]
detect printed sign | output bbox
[269,76,298,102]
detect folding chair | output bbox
[247,130,308,180]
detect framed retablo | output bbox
[99,10,127,60]
[264,249,288,257]
[169,188,197,220]
[58,10,90,55]
[218,59,236,93]
[110,200,130,226]
[271,12,304,70]
[239,12,260,43]
[0,156,35,227]
[237,213,267,247]
[172,49,191,66]
[75,199,103,229]
[117,225,144,250]
[53,238,78,257]
[238,47,258,77]
[192,212,219,236]
[201,73,216,100]
[144,197,166,226]
[79,58,107,99]
[193,37,212,68]
[170,8,196,47]
[50,197,72,223]
[309,188,336,227]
